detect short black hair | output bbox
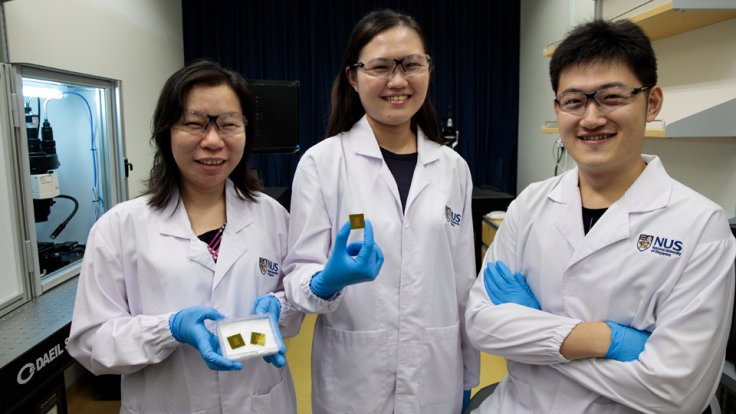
[326,9,442,144]
[145,59,260,210]
[549,20,657,93]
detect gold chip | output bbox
[250,332,266,346]
[349,214,365,229]
[227,333,246,350]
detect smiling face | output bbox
[554,60,662,178]
[348,26,429,131]
[171,84,245,197]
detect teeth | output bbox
[386,95,408,102]
[199,159,224,165]
[581,135,610,141]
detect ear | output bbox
[552,96,560,116]
[345,67,358,92]
[645,86,663,122]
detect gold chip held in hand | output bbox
[349,214,365,229]
[227,333,246,350]
[250,332,266,346]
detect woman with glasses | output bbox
[283,9,479,414]
[67,60,301,413]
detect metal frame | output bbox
[9,63,127,296]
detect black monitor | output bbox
[248,79,300,153]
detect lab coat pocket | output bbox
[316,325,391,413]
[505,370,533,412]
[250,370,296,413]
[589,395,621,414]
[419,323,463,404]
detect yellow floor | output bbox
[284,314,508,413]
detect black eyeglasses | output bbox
[352,54,431,79]
[173,110,247,137]
[555,85,651,115]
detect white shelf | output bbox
[542,1,736,57]
[540,121,666,139]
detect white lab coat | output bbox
[466,155,736,414]
[283,116,480,414]
[67,181,302,414]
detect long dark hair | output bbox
[145,59,260,210]
[326,9,442,143]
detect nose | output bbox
[579,100,607,129]
[200,124,225,148]
[387,67,409,87]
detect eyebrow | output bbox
[183,110,243,117]
[360,54,424,61]
[558,82,627,94]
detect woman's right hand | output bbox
[309,219,384,299]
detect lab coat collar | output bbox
[214,182,254,287]
[223,181,255,233]
[548,154,672,266]
[349,115,440,213]
[409,126,442,211]
[546,154,670,213]
[415,125,442,165]
[157,190,192,239]
[350,116,383,159]
[156,181,254,285]
[157,180,253,237]
[615,155,671,214]
[155,189,215,273]
[350,115,441,165]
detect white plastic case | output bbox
[216,314,281,361]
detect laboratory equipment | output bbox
[0,63,126,317]
[442,105,459,149]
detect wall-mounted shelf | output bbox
[542,42,559,58]
[665,97,736,138]
[541,97,736,139]
[542,1,736,57]
[632,2,736,41]
[540,121,666,138]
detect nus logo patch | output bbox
[259,257,279,277]
[637,234,653,251]
[636,234,683,257]
[445,205,462,227]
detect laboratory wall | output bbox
[518,0,736,216]
[642,19,736,217]
[517,0,594,197]
[4,0,185,198]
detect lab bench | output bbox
[471,187,514,274]
[0,277,77,413]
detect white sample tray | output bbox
[216,314,280,361]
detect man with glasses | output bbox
[465,20,735,413]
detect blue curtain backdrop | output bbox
[181,0,519,195]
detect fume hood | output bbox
[0,63,126,317]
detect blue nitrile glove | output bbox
[462,389,471,411]
[310,219,384,299]
[483,261,541,310]
[253,295,287,368]
[605,321,651,362]
[169,306,242,371]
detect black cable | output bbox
[50,194,79,239]
[554,142,565,176]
